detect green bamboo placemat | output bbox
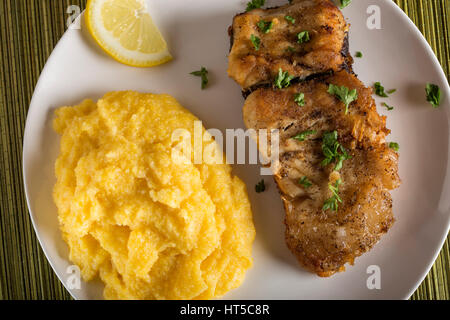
[0,0,448,300]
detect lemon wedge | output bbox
[85,0,172,67]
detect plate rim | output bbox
[381,0,450,300]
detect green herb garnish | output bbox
[374,82,397,98]
[250,34,261,50]
[255,179,266,193]
[293,130,317,142]
[355,51,363,58]
[321,131,350,171]
[297,31,310,44]
[374,82,389,97]
[299,176,313,188]
[285,15,295,24]
[327,84,358,114]
[286,46,295,53]
[426,83,442,107]
[339,0,351,9]
[382,102,394,111]
[294,92,305,106]
[190,67,208,90]
[323,179,342,212]
[389,142,400,152]
[246,0,265,11]
[275,68,295,89]
[257,20,273,33]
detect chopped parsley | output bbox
[382,102,394,111]
[375,82,396,98]
[339,0,352,9]
[257,20,273,33]
[327,84,358,114]
[246,0,265,11]
[255,179,266,193]
[323,179,342,212]
[275,68,295,89]
[292,130,317,142]
[286,46,295,53]
[299,176,313,188]
[294,92,305,106]
[374,82,397,99]
[321,131,350,171]
[250,34,261,50]
[190,67,208,90]
[425,83,442,107]
[285,15,296,24]
[389,142,400,152]
[355,51,363,58]
[297,31,310,44]
[374,82,388,97]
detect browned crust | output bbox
[242,70,400,276]
[228,0,353,91]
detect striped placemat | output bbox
[0,0,448,300]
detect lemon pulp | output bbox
[86,0,172,67]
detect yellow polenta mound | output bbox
[53,91,255,300]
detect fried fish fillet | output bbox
[228,0,351,90]
[243,71,400,276]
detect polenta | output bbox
[53,91,255,300]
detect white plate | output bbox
[23,0,450,300]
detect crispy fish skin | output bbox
[243,71,400,276]
[228,0,351,90]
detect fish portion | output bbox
[243,71,400,276]
[228,0,400,276]
[228,0,351,90]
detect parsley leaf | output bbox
[250,34,261,50]
[321,131,350,171]
[426,83,442,107]
[294,92,305,106]
[190,67,208,90]
[297,31,310,44]
[299,176,313,188]
[327,84,358,114]
[374,82,397,98]
[323,179,342,212]
[292,130,317,142]
[389,142,400,152]
[246,0,265,11]
[255,179,266,193]
[275,68,295,89]
[339,0,351,9]
[286,46,295,53]
[285,15,296,24]
[374,82,389,97]
[257,20,273,33]
[382,102,394,111]
[355,51,363,58]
